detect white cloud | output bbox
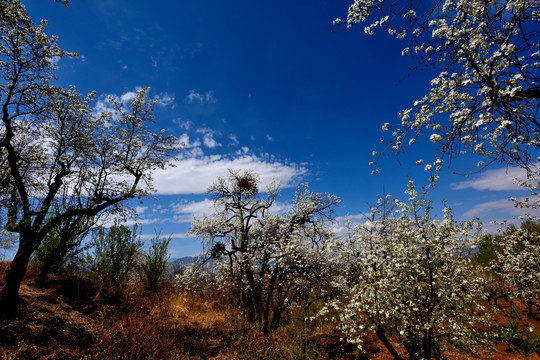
[330,214,367,237]
[154,92,175,107]
[139,233,190,241]
[94,87,144,115]
[123,217,163,226]
[95,88,174,116]
[178,133,201,149]
[46,56,61,66]
[150,204,167,214]
[451,166,532,191]
[270,201,293,215]
[266,134,274,142]
[228,134,239,146]
[174,119,192,130]
[171,198,215,223]
[186,90,217,104]
[135,206,148,215]
[152,153,308,195]
[171,198,293,224]
[185,147,204,158]
[120,90,139,103]
[196,128,221,148]
[93,98,113,116]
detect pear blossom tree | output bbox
[321,182,486,360]
[335,0,540,177]
[0,0,179,312]
[490,221,540,317]
[189,170,340,334]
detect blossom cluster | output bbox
[489,222,540,315]
[320,182,488,358]
[338,0,540,177]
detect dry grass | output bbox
[0,263,539,359]
[0,265,351,360]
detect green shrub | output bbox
[34,214,94,283]
[139,232,171,292]
[91,223,143,288]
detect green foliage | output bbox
[495,305,540,358]
[139,232,171,292]
[504,322,540,358]
[476,234,501,268]
[521,220,540,233]
[34,213,94,281]
[478,221,540,269]
[91,223,143,288]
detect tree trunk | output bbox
[422,331,432,360]
[0,241,34,315]
[527,300,537,319]
[376,326,405,360]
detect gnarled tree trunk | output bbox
[0,238,34,315]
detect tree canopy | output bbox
[322,183,486,359]
[0,0,179,312]
[336,0,540,177]
[188,170,340,333]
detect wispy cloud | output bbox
[120,90,139,102]
[462,197,540,218]
[266,134,274,142]
[154,92,175,107]
[94,88,174,115]
[451,166,532,191]
[171,198,215,223]
[152,153,308,195]
[46,56,61,66]
[186,90,217,104]
[173,119,192,130]
[228,134,239,146]
[135,206,148,215]
[151,56,158,69]
[139,233,190,241]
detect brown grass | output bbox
[0,263,539,359]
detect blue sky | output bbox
[17,0,538,258]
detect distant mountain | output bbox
[170,256,195,267]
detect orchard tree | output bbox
[490,221,540,317]
[322,182,486,360]
[0,0,179,312]
[190,170,340,334]
[335,0,540,177]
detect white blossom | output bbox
[340,0,540,179]
[321,184,487,359]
